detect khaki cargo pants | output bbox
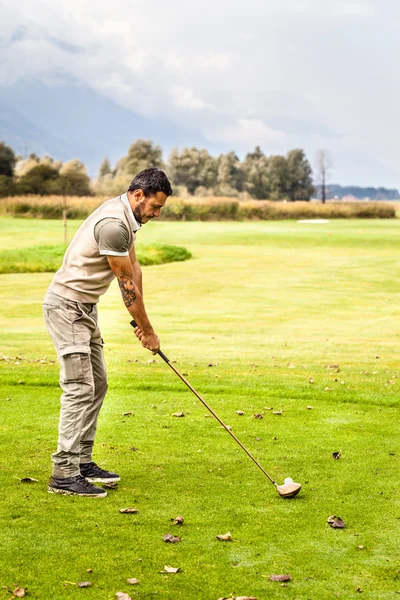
[43,291,108,478]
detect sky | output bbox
[1,0,399,187]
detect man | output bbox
[43,168,173,497]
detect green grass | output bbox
[0,243,191,273]
[0,216,399,599]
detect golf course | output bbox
[0,215,399,599]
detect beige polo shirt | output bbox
[49,193,141,304]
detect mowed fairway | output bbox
[0,216,399,600]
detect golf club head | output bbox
[275,477,302,498]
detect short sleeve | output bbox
[94,218,130,256]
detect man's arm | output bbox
[107,254,159,353]
[129,244,143,296]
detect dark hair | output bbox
[127,168,173,197]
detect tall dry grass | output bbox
[0,195,396,220]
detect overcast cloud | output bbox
[1,0,399,186]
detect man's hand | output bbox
[134,326,160,354]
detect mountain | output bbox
[0,79,216,175]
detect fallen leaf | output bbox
[119,507,138,514]
[19,477,38,483]
[130,447,139,452]
[273,410,283,415]
[324,387,332,392]
[116,593,132,600]
[332,451,341,460]
[103,482,118,489]
[208,363,218,367]
[162,565,180,574]
[328,515,346,528]
[328,365,339,370]
[264,407,272,410]
[254,414,263,419]
[127,578,139,585]
[13,588,26,598]
[216,532,232,541]
[220,425,233,431]
[173,515,184,525]
[172,412,185,417]
[87,569,93,573]
[78,581,91,588]
[269,574,291,582]
[162,533,181,543]
[309,378,314,384]
[357,545,364,550]
[123,412,133,416]
[307,406,313,410]
[236,410,245,416]
[357,587,363,593]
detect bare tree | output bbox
[315,149,333,203]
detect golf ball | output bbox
[284,477,293,485]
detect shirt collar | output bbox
[120,193,141,233]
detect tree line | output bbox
[0,139,316,201]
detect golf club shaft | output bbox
[130,320,277,487]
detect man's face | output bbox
[132,191,167,224]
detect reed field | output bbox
[0,215,399,599]
[0,194,396,220]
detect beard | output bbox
[133,201,147,224]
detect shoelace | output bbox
[76,474,97,488]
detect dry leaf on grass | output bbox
[236,410,245,415]
[13,588,26,598]
[162,533,181,543]
[116,593,131,600]
[127,578,139,585]
[309,377,314,384]
[216,532,232,541]
[103,482,118,489]
[332,451,341,459]
[307,405,313,410]
[328,515,346,528]
[123,412,133,416]
[172,412,185,417]
[119,507,138,514]
[78,581,91,588]
[269,574,291,582]
[253,414,263,419]
[162,565,180,574]
[218,596,257,600]
[173,515,184,525]
[273,410,283,415]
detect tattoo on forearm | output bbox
[115,268,137,307]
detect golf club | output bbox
[130,320,301,498]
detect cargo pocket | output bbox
[60,352,92,384]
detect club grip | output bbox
[130,320,169,363]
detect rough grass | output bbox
[0,243,191,274]
[0,217,399,599]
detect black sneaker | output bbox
[48,474,107,497]
[80,461,120,483]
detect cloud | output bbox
[0,0,399,185]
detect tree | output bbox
[118,140,164,177]
[267,155,290,200]
[286,149,314,201]
[241,146,271,199]
[98,156,112,178]
[17,164,60,195]
[57,159,91,195]
[0,175,16,197]
[215,152,243,196]
[0,142,16,177]
[315,149,333,203]
[168,148,218,194]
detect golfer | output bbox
[43,168,172,497]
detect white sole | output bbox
[48,486,107,497]
[85,477,120,483]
